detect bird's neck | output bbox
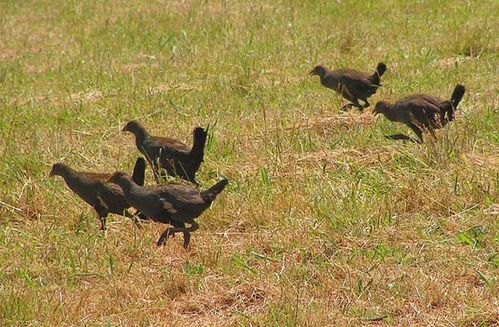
[117,177,140,195]
[382,106,398,121]
[133,129,150,144]
[320,74,337,88]
[60,167,78,182]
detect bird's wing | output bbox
[417,94,444,108]
[400,96,441,113]
[93,195,110,217]
[337,74,374,98]
[159,197,178,215]
[84,172,112,182]
[151,137,190,153]
[159,185,204,209]
[398,98,440,128]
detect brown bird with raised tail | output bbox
[373,84,465,143]
[310,62,387,111]
[109,171,228,248]
[122,120,208,185]
[49,158,147,230]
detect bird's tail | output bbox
[369,62,387,86]
[189,127,208,162]
[450,84,465,109]
[201,178,228,202]
[443,84,465,122]
[131,157,146,186]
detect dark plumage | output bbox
[109,171,228,248]
[374,84,465,142]
[49,158,147,230]
[122,120,208,185]
[310,62,387,111]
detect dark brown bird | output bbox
[49,158,147,230]
[122,120,208,185]
[373,84,465,143]
[310,62,387,111]
[109,171,228,248]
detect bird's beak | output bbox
[205,123,210,134]
[121,126,128,132]
[309,69,315,76]
[49,169,54,177]
[372,110,379,116]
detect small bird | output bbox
[49,158,147,230]
[310,62,387,111]
[122,120,208,185]
[373,84,465,143]
[109,171,228,248]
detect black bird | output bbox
[49,158,147,230]
[109,171,228,248]
[310,62,387,111]
[122,120,208,185]
[373,84,465,143]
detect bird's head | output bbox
[193,126,208,139]
[309,65,327,77]
[373,101,390,116]
[121,120,145,135]
[49,163,68,177]
[108,171,129,184]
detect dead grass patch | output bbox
[9,90,102,106]
[148,83,201,96]
[283,112,376,133]
[296,146,398,168]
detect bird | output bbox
[309,62,387,111]
[373,84,465,143]
[122,120,208,185]
[109,171,228,248]
[49,157,147,230]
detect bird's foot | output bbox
[132,217,143,229]
[341,104,354,111]
[157,228,176,246]
[182,232,191,249]
[385,134,419,143]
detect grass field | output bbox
[0,0,498,325]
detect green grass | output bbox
[1,0,498,325]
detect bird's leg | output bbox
[123,209,143,229]
[385,134,418,143]
[341,103,355,111]
[99,216,107,231]
[342,100,363,112]
[94,196,109,231]
[157,227,176,246]
[182,232,191,249]
[351,99,364,112]
[171,221,190,248]
[152,161,162,183]
[168,221,199,235]
[408,123,424,143]
[136,211,149,221]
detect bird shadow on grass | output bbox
[385,134,420,143]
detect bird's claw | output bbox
[156,228,176,246]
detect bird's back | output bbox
[150,136,190,153]
[330,69,377,98]
[393,95,443,128]
[332,68,371,81]
[159,184,206,208]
